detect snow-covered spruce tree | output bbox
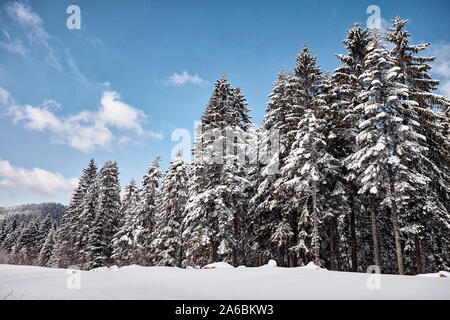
[12,219,40,265]
[313,71,348,271]
[111,179,141,266]
[84,211,107,270]
[280,100,338,267]
[53,159,95,267]
[75,159,98,267]
[0,219,6,248]
[183,76,252,267]
[53,185,83,267]
[120,179,140,220]
[275,43,336,267]
[152,152,189,267]
[332,23,373,272]
[250,70,294,266]
[134,157,162,265]
[79,160,120,269]
[346,34,429,275]
[218,87,252,267]
[36,214,53,251]
[2,218,21,255]
[385,15,450,274]
[38,228,56,267]
[94,160,121,266]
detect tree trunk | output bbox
[350,197,358,272]
[387,165,404,275]
[420,238,426,273]
[333,217,343,271]
[311,183,320,266]
[370,194,380,268]
[232,214,238,267]
[278,247,284,267]
[414,237,423,275]
[288,254,294,268]
[178,244,183,268]
[210,242,217,264]
[329,219,335,270]
[289,210,299,267]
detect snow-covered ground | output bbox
[0,263,448,300]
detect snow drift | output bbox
[0,263,448,300]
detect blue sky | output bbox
[0,0,449,206]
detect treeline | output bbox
[0,203,65,265]
[1,16,448,274]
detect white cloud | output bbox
[2,87,163,152]
[441,80,450,97]
[430,42,450,98]
[2,28,11,40]
[0,158,78,197]
[431,42,450,77]
[164,71,205,86]
[0,37,27,57]
[0,86,14,108]
[41,99,61,110]
[1,1,101,86]
[99,91,147,134]
[6,2,44,29]
[66,48,88,85]
[5,1,62,70]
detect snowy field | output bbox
[0,262,448,300]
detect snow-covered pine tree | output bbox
[275,43,335,267]
[38,228,56,267]
[333,23,373,272]
[12,219,40,265]
[36,214,53,252]
[346,33,429,275]
[120,179,140,220]
[384,15,450,274]
[183,77,252,267]
[135,157,162,265]
[111,179,141,266]
[53,184,83,267]
[96,160,121,265]
[75,159,98,266]
[152,152,189,267]
[53,159,95,267]
[84,211,107,270]
[2,218,19,253]
[250,70,294,266]
[313,71,347,271]
[0,219,6,248]
[218,87,252,266]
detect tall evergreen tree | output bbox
[183,76,252,267]
[333,23,373,272]
[111,179,141,266]
[96,160,121,265]
[385,15,450,274]
[250,70,294,266]
[54,159,96,267]
[346,34,429,275]
[135,157,162,265]
[38,228,56,267]
[76,160,98,266]
[152,152,189,267]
